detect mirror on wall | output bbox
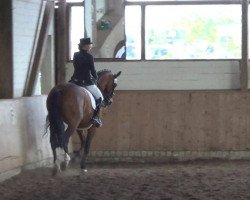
[84,0,125,59]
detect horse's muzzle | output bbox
[104,98,113,107]
[108,99,113,105]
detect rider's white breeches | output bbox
[86,85,104,101]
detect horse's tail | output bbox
[47,90,65,149]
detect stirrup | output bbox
[91,117,102,128]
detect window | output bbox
[125,6,141,60]
[144,5,241,59]
[69,6,84,59]
[66,0,83,2]
[67,1,84,60]
[67,0,244,60]
[125,1,241,60]
[127,0,172,1]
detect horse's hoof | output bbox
[80,169,88,175]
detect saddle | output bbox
[69,78,86,87]
[81,88,96,110]
[69,79,96,109]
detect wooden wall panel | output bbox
[66,60,241,91]
[86,91,250,152]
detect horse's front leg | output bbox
[73,129,86,157]
[80,127,96,172]
[71,129,86,163]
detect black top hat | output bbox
[79,38,93,46]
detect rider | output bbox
[69,37,104,127]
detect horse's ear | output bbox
[114,71,122,78]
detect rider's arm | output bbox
[88,54,98,80]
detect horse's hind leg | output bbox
[80,127,96,172]
[51,145,60,176]
[61,125,78,171]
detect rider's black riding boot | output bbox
[91,98,102,128]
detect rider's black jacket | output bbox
[70,49,97,86]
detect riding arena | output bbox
[1,0,250,199]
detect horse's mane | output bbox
[97,69,111,78]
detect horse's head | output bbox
[97,70,122,107]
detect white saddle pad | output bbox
[81,88,96,110]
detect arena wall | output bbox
[67,61,250,162]
[1,91,250,180]
[0,96,51,181]
[93,90,250,152]
[75,90,250,162]
[66,60,241,90]
[0,60,248,180]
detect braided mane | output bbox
[97,69,111,78]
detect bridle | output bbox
[97,74,117,107]
[103,78,117,107]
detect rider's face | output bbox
[82,44,92,51]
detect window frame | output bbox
[66,0,245,62]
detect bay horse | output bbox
[46,69,121,175]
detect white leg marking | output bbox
[80,169,88,174]
[64,153,71,162]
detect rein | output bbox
[97,69,115,107]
